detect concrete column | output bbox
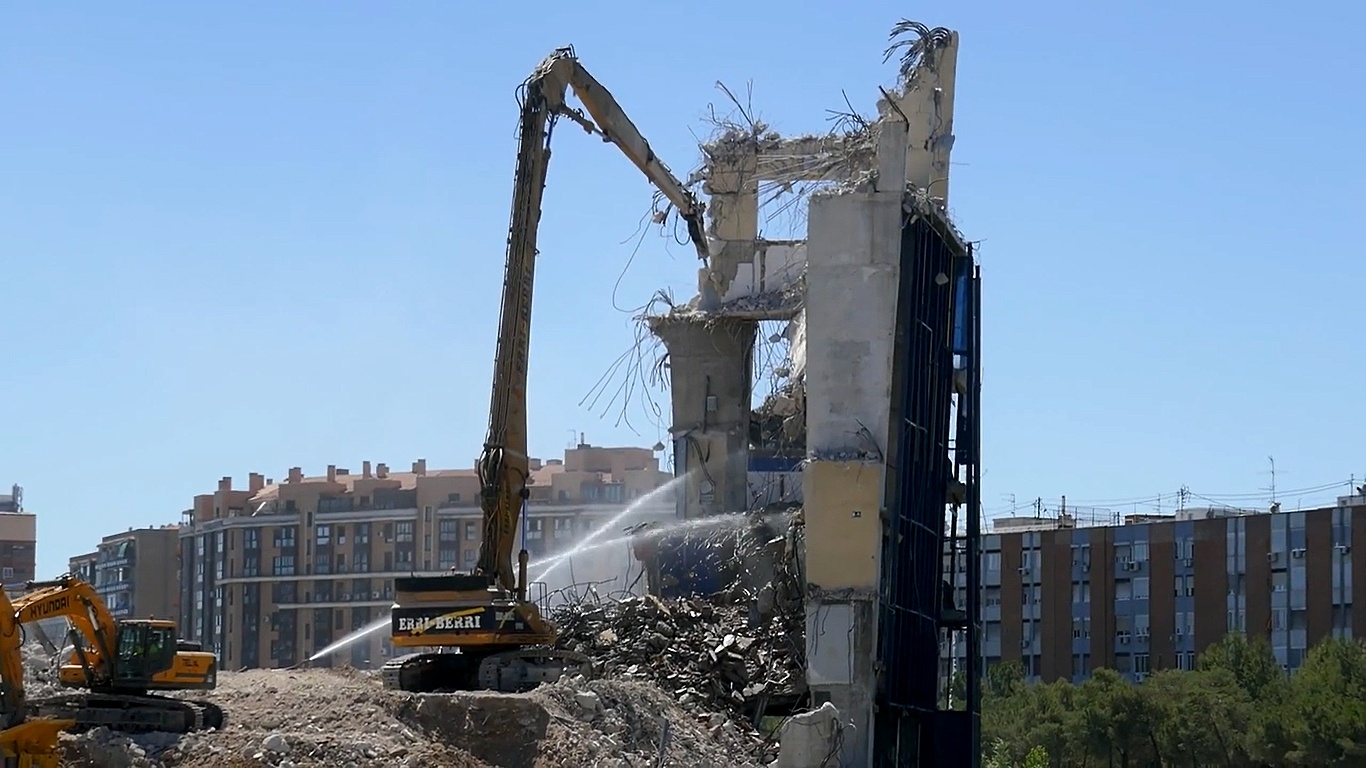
[883,31,959,200]
[799,120,909,767]
[650,316,755,518]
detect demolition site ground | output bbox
[46,594,813,768]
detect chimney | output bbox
[249,473,265,494]
[327,465,337,483]
[412,458,427,476]
[288,467,303,484]
[362,461,372,479]
[377,463,389,479]
[217,476,231,493]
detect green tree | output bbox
[1276,638,1366,765]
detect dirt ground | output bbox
[55,667,771,768]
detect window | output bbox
[395,521,415,543]
[273,527,297,549]
[244,529,260,549]
[439,549,459,569]
[1134,653,1150,675]
[272,555,295,576]
[985,552,1001,572]
[1132,577,1150,599]
[439,520,458,539]
[1072,582,1091,603]
[1132,542,1149,562]
[315,525,331,546]
[353,551,369,573]
[463,549,477,566]
[464,521,478,540]
[355,524,370,544]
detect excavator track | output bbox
[27,693,225,735]
[381,648,593,694]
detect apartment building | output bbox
[0,484,37,588]
[68,525,181,620]
[179,443,670,670]
[945,492,1366,684]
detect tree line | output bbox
[975,634,1366,767]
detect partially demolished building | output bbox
[647,22,983,767]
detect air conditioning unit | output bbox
[1268,552,1280,562]
[372,591,382,599]
[1291,548,1306,559]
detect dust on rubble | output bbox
[53,666,771,768]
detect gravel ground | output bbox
[54,667,769,768]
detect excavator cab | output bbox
[111,622,176,685]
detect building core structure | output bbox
[647,21,981,767]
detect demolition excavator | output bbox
[12,576,223,734]
[381,46,708,694]
[0,588,71,767]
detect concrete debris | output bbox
[49,657,784,767]
[553,594,806,732]
[773,702,842,768]
[58,668,487,768]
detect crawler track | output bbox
[28,693,225,734]
[382,647,593,694]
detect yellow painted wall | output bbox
[803,460,883,590]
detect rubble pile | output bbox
[52,666,776,767]
[58,668,487,768]
[553,594,806,727]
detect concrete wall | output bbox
[799,122,911,767]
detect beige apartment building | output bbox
[68,525,181,620]
[0,485,37,588]
[178,442,669,670]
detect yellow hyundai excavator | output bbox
[381,46,709,694]
[12,576,223,734]
[0,588,72,767]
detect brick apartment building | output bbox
[945,491,1366,684]
[68,525,181,620]
[178,443,670,670]
[0,484,37,588]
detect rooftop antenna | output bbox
[1259,456,1281,506]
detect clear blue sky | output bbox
[3,1,1363,577]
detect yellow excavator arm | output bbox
[474,46,707,596]
[0,589,73,767]
[11,579,118,685]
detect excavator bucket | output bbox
[0,718,74,768]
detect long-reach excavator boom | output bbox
[475,46,708,597]
[385,47,703,695]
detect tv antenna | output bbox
[1259,456,1284,506]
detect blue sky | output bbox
[3,1,1363,576]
